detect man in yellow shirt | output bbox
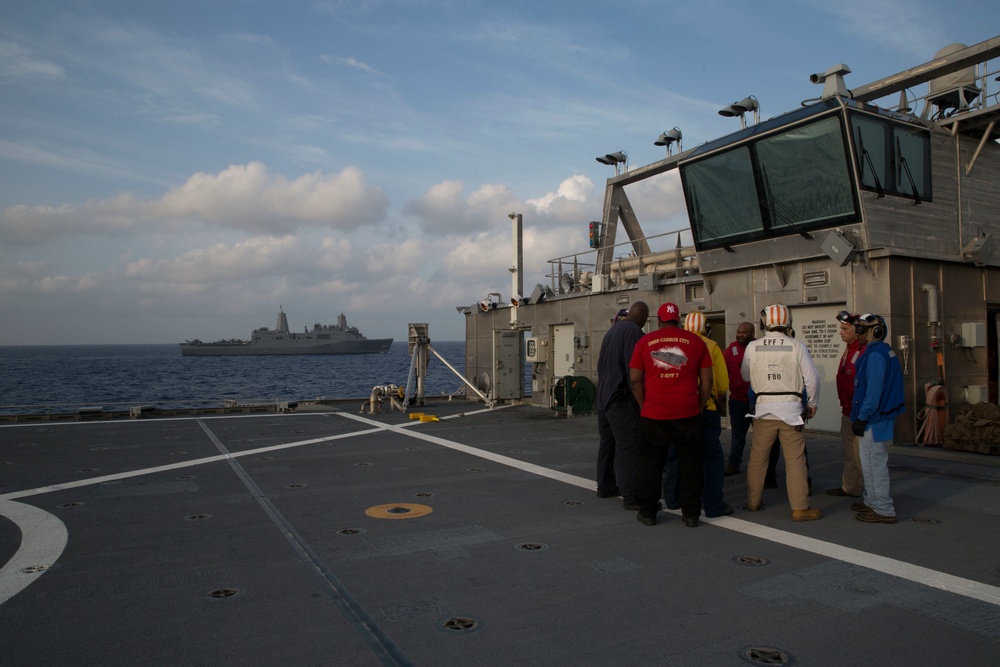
[662,312,733,517]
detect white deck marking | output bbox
[0,500,69,605]
[703,516,1000,606]
[3,407,999,610]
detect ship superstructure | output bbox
[461,38,1000,444]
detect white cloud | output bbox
[364,238,425,274]
[525,174,595,222]
[154,162,388,232]
[338,56,383,76]
[315,237,355,272]
[0,39,66,80]
[37,273,100,293]
[0,162,390,245]
[0,261,102,295]
[404,180,521,235]
[123,236,301,285]
[625,171,687,221]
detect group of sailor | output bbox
[596,300,905,527]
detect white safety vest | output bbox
[747,335,804,404]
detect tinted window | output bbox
[682,114,859,251]
[850,112,931,201]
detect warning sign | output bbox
[799,319,840,359]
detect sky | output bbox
[2,0,998,345]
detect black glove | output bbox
[851,419,867,436]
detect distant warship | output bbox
[179,308,392,356]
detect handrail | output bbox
[544,227,699,290]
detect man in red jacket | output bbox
[724,321,755,476]
[827,310,865,498]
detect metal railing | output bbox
[543,227,699,293]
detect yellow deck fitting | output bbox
[364,503,433,519]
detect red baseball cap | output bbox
[657,302,680,323]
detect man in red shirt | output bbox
[629,302,713,527]
[826,310,865,498]
[724,321,755,476]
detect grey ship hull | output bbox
[180,308,392,356]
[179,337,392,356]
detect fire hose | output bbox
[915,382,948,446]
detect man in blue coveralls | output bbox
[850,313,905,524]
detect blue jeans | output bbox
[728,399,751,467]
[859,428,895,516]
[596,394,640,503]
[662,409,726,515]
[636,414,703,518]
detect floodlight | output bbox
[732,96,759,113]
[718,95,759,128]
[596,150,628,174]
[654,127,682,155]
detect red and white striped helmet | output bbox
[760,303,791,331]
[683,312,706,334]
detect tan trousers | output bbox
[839,414,863,496]
[746,418,810,511]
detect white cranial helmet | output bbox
[760,303,791,331]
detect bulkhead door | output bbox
[552,325,575,378]
[492,329,524,400]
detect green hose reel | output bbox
[551,375,596,415]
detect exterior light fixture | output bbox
[596,150,628,175]
[478,292,502,312]
[654,127,683,156]
[718,96,760,129]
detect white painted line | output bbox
[0,426,386,502]
[702,516,1000,607]
[0,500,68,606]
[0,457,230,501]
[340,410,593,490]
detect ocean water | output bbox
[0,342,471,415]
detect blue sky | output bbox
[2,0,998,344]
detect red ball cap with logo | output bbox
[658,302,680,323]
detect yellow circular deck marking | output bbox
[364,503,433,519]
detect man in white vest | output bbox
[741,303,822,521]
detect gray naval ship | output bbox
[179,308,393,356]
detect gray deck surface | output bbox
[2,401,999,666]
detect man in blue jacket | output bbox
[850,314,905,524]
